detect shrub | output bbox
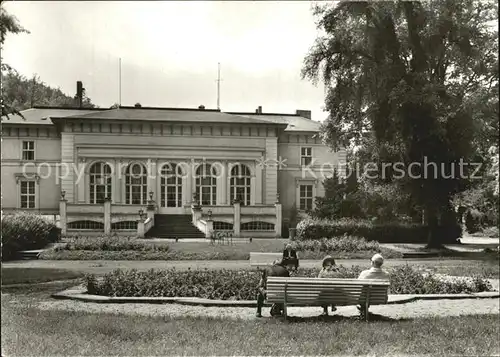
[86,265,492,299]
[465,209,484,233]
[296,218,461,244]
[62,236,169,252]
[292,236,380,253]
[296,218,430,243]
[1,212,60,261]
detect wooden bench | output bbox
[266,277,390,321]
[249,252,283,268]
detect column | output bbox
[275,202,282,238]
[255,163,263,204]
[233,201,241,237]
[113,159,122,204]
[59,197,67,236]
[221,160,228,205]
[147,159,157,204]
[104,198,111,235]
[76,159,86,203]
[184,161,193,206]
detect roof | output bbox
[50,107,284,126]
[1,107,106,125]
[226,113,322,132]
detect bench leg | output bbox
[283,283,288,320]
[365,300,369,322]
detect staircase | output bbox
[146,214,206,239]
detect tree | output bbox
[303,0,498,247]
[1,68,96,111]
[1,7,29,118]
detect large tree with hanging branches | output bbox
[302,0,498,247]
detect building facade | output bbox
[1,105,346,238]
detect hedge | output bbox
[1,212,60,261]
[86,265,493,299]
[296,218,461,243]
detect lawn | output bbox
[1,268,84,285]
[39,239,403,260]
[1,295,499,356]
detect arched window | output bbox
[125,163,147,205]
[89,162,112,204]
[230,164,251,206]
[196,164,217,206]
[161,163,183,208]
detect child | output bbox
[318,255,338,316]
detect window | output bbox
[89,162,112,204]
[161,163,183,208]
[22,141,35,160]
[67,220,104,230]
[300,147,312,166]
[196,164,217,206]
[20,180,36,208]
[125,163,147,205]
[299,184,313,210]
[213,221,234,230]
[230,164,251,205]
[111,221,138,230]
[241,221,275,231]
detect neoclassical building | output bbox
[1,105,345,238]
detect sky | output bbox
[2,1,329,121]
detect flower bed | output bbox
[41,237,402,260]
[85,265,493,299]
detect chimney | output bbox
[296,109,311,120]
[76,81,84,108]
[198,105,205,110]
[257,106,262,114]
[134,103,142,108]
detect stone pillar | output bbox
[206,219,213,239]
[137,217,145,238]
[59,196,67,236]
[104,198,111,235]
[192,205,202,225]
[275,202,282,238]
[233,201,241,237]
[113,159,121,204]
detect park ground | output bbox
[2,237,499,356]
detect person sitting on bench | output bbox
[318,255,339,316]
[357,253,390,316]
[282,243,299,270]
[256,259,290,318]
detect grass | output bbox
[40,239,403,260]
[1,268,84,285]
[1,296,499,356]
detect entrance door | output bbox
[159,163,184,214]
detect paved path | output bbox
[3,258,496,275]
[28,294,500,321]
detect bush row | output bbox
[1,212,60,261]
[296,218,461,243]
[85,265,492,299]
[62,236,169,252]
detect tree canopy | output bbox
[302,0,498,246]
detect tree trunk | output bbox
[425,206,443,249]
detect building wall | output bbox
[1,126,61,213]
[277,132,346,221]
[2,122,346,223]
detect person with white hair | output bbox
[282,243,299,270]
[357,253,390,317]
[358,253,390,280]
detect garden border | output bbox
[52,285,500,307]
